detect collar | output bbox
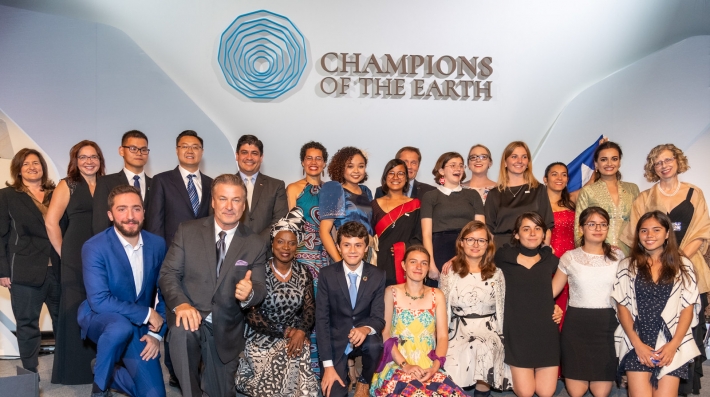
[178,166,201,180]
[123,168,145,181]
[436,184,463,196]
[114,227,144,250]
[343,260,364,277]
[239,171,259,184]
[214,220,238,238]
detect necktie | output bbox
[245,178,254,210]
[187,174,199,217]
[133,175,141,196]
[345,272,358,354]
[216,231,226,278]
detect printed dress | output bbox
[370,289,465,397]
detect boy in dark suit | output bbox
[316,221,385,397]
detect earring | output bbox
[322,170,325,177]
[302,167,305,176]
[439,177,445,185]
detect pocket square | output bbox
[235,260,249,267]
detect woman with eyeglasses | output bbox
[574,141,639,256]
[552,207,623,397]
[372,159,421,286]
[461,144,497,204]
[46,140,105,384]
[440,221,510,396]
[621,144,710,396]
[421,152,484,285]
[485,141,554,249]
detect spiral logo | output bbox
[218,10,308,99]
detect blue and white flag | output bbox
[567,135,603,192]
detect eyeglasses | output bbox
[304,156,324,163]
[653,157,675,169]
[468,154,489,162]
[387,171,406,179]
[584,222,609,230]
[122,145,150,155]
[77,155,99,161]
[445,164,466,170]
[461,237,488,247]
[177,145,203,151]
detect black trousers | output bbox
[9,268,60,371]
[320,333,383,397]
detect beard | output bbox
[115,219,143,238]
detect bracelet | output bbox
[399,360,407,367]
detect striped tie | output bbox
[187,174,199,217]
[133,175,141,196]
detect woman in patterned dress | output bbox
[286,141,329,378]
[235,210,320,397]
[370,245,466,396]
[441,221,511,396]
[461,144,497,204]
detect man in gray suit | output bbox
[159,174,267,397]
[236,134,288,240]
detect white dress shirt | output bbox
[123,168,147,201]
[204,221,243,323]
[178,166,202,202]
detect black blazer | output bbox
[375,179,436,201]
[315,261,386,367]
[0,187,59,286]
[92,170,152,235]
[242,173,288,240]
[145,167,212,247]
[159,218,267,363]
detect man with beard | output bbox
[78,185,167,397]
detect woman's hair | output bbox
[379,159,410,195]
[467,144,492,164]
[496,141,539,190]
[6,148,55,192]
[544,162,574,211]
[643,143,689,183]
[593,141,623,182]
[628,210,690,285]
[327,146,368,184]
[67,140,105,182]
[299,141,329,163]
[431,152,466,185]
[403,245,430,263]
[577,206,616,261]
[452,221,496,281]
[511,212,548,246]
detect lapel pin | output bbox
[362,276,368,282]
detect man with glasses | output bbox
[375,146,435,200]
[145,129,213,389]
[93,130,153,234]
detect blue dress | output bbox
[319,181,374,236]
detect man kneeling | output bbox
[79,185,167,397]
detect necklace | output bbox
[386,200,406,228]
[656,181,680,197]
[404,286,425,300]
[508,185,525,198]
[271,260,292,280]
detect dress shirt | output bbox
[436,184,463,196]
[178,166,202,202]
[405,179,415,198]
[123,168,147,201]
[238,171,259,186]
[114,228,161,341]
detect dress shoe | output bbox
[90,391,113,397]
[169,374,180,388]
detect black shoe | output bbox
[473,390,491,397]
[168,374,180,388]
[90,391,113,397]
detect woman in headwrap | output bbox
[235,209,320,397]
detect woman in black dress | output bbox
[494,212,560,397]
[45,140,105,384]
[0,149,60,374]
[372,159,422,286]
[485,141,554,249]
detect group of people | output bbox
[0,130,708,397]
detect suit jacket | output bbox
[145,167,212,247]
[242,173,288,240]
[77,228,167,340]
[159,217,268,363]
[92,170,152,235]
[375,179,436,201]
[315,261,386,367]
[0,187,59,286]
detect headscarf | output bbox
[270,207,305,244]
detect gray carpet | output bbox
[0,347,708,396]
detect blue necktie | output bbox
[345,272,358,354]
[187,174,199,217]
[133,175,141,195]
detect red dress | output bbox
[550,209,575,331]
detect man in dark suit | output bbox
[144,129,212,387]
[316,221,386,397]
[93,130,152,234]
[375,146,436,200]
[235,134,288,240]
[159,174,267,397]
[79,185,166,397]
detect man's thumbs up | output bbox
[235,270,253,302]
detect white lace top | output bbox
[558,247,624,309]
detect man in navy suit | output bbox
[316,221,386,397]
[78,185,166,397]
[375,146,435,200]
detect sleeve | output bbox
[91,177,111,235]
[682,187,710,255]
[409,207,422,246]
[315,269,334,362]
[621,191,647,248]
[362,185,373,201]
[537,187,555,230]
[153,240,168,337]
[245,306,286,338]
[610,259,633,311]
[494,269,506,336]
[470,189,484,217]
[574,187,590,246]
[558,251,571,274]
[145,175,166,240]
[439,272,451,301]
[679,258,700,329]
[263,179,288,238]
[484,188,500,233]
[158,223,190,310]
[292,268,315,333]
[363,271,387,333]
[243,238,269,309]
[420,190,435,219]
[374,187,384,199]
[319,181,346,221]
[0,190,10,278]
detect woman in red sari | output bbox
[372,159,422,286]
